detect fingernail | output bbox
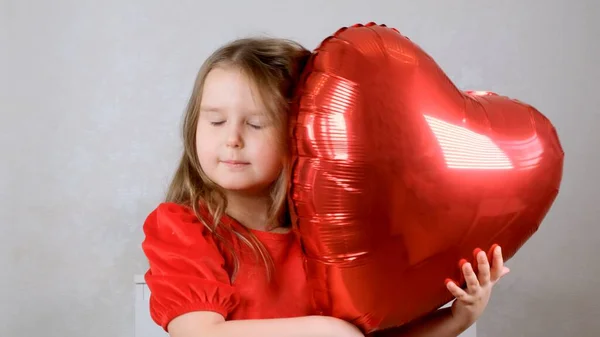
[458,258,468,269]
[473,248,482,258]
[493,245,501,258]
[475,248,486,262]
[444,278,454,286]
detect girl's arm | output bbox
[167,311,364,337]
[374,245,510,337]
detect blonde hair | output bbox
[165,37,311,279]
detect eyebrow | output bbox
[199,106,267,117]
[199,105,223,113]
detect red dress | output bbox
[141,202,314,331]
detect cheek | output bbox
[253,138,285,173]
[195,131,216,165]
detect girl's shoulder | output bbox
[142,201,220,249]
[146,201,203,223]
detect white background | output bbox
[1,1,599,336]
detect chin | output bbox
[217,181,271,195]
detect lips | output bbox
[220,160,250,167]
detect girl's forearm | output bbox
[210,316,342,337]
[176,315,361,337]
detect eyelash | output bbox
[209,121,262,130]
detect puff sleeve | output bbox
[141,202,239,331]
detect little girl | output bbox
[141,37,510,337]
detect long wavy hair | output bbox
[165,37,311,279]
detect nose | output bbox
[225,124,244,149]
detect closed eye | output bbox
[247,122,263,130]
[210,121,225,126]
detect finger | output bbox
[462,261,480,291]
[487,244,499,264]
[489,245,505,282]
[472,248,482,275]
[458,259,468,283]
[445,279,471,302]
[475,249,491,286]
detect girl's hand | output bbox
[445,244,510,330]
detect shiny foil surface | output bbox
[288,23,564,332]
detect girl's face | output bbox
[196,66,284,195]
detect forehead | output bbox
[200,66,266,114]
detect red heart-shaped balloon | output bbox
[289,23,564,332]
